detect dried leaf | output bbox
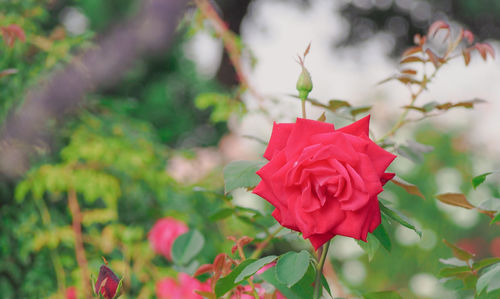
[317,112,326,122]
[402,46,423,57]
[463,49,471,66]
[401,69,417,75]
[436,193,474,209]
[400,56,424,64]
[391,177,425,199]
[463,30,474,44]
[303,42,311,58]
[435,99,486,110]
[402,105,426,113]
[349,106,371,117]
[327,99,351,111]
[397,76,420,85]
[425,49,440,68]
[194,264,214,277]
[428,20,450,39]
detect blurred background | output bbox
[1,0,500,298]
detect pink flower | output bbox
[65,286,77,299]
[148,217,188,261]
[156,273,210,299]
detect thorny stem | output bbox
[313,240,331,299]
[68,189,92,299]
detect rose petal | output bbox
[337,115,370,138]
[263,122,294,160]
[285,118,334,159]
[308,231,336,250]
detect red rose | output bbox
[253,116,396,249]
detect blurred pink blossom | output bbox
[65,286,77,299]
[148,217,188,261]
[156,273,210,299]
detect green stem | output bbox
[249,226,284,260]
[301,99,307,119]
[313,241,331,299]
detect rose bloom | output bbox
[148,217,188,260]
[156,273,210,299]
[253,116,396,249]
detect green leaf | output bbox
[349,106,371,117]
[491,213,500,225]
[215,259,256,297]
[423,101,439,112]
[443,239,474,261]
[439,266,472,278]
[363,290,403,299]
[223,160,265,194]
[171,230,205,265]
[209,208,234,221]
[477,263,500,293]
[474,258,500,272]
[473,172,493,189]
[357,233,380,261]
[327,99,351,111]
[379,202,422,237]
[439,258,467,267]
[320,272,332,298]
[276,250,311,287]
[372,223,391,252]
[234,255,277,283]
[260,264,315,299]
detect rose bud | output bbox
[95,265,121,299]
[253,115,396,249]
[296,64,313,100]
[148,217,188,261]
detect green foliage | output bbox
[275,250,311,287]
[215,258,256,297]
[472,172,494,189]
[357,233,381,261]
[363,290,403,299]
[379,201,422,237]
[234,255,277,283]
[477,263,500,294]
[171,230,205,266]
[195,92,245,123]
[223,160,265,194]
[260,263,316,299]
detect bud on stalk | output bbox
[296,65,313,100]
